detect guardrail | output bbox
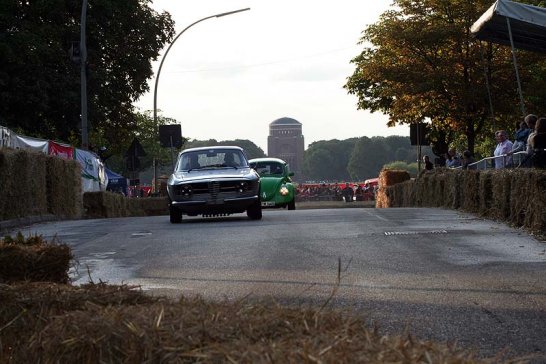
[456,150,531,170]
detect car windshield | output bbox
[251,162,284,176]
[177,149,247,171]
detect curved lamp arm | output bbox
[153,8,250,125]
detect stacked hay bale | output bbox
[0,233,71,284]
[376,169,411,208]
[0,284,487,363]
[380,168,545,236]
[0,148,82,221]
[83,192,168,218]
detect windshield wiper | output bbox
[186,166,204,172]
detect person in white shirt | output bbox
[493,130,513,169]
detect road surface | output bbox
[11,207,546,360]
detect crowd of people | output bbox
[422,114,546,171]
[296,182,377,202]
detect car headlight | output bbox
[279,186,289,196]
[238,181,248,193]
[181,185,192,196]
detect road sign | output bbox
[125,137,146,157]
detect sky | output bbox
[134,0,408,153]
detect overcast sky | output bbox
[134,0,407,152]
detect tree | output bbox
[303,139,356,181]
[344,0,546,155]
[0,0,175,145]
[347,137,392,180]
[102,111,185,176]
[383,161,418,177]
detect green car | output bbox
[248,158,296,210]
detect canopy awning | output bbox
[471,0,546,53]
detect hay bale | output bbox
[489,170,513,220]
[1,291,484,363]
[460,170,480,213]
[0,236,72,284]
[0,282,160,357]
[378,169,411,187]
[376,169,411,208]
[511,169,546,235]
[0,149,48,220]
[46,155,82,219]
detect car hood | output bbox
[260,177,288,199]
[169,167,257,184]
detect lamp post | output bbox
[80,0,88,150]
[153,8,250,129]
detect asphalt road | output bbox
[11,207,546,360]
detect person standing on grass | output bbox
[493,130,513,169]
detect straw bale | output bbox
[83,191,129,218]
[478,172,493,217]
[460,170,480,213]
[378,169,411,187]
[0,149,48,220]
[431,171,448,207]
[82,192,160,219]
[0,282,161,357]
[445,170,464,210]
[3,293,486,363]
[46,155,82,219]
[489,170,513,220]
[511,169,546,235]
[376,169,411,208]
[0,238,72,284]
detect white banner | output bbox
[12,135,49,154]
[75,148,108,192]
[0,126,13,148]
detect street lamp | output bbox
[80,0,88,150]
[153,8,250,129]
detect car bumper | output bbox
[171,195,259,214]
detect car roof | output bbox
[180,146,244,153]
[248,157,286,164]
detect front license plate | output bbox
[261,201,275,207]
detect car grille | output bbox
[174,181,254,199]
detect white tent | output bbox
[471,0,546,53]
[471,0,546,116]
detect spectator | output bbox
[508,119,531,168]
[525,115,539,155]
[511,120,531,153]
[528,117,546,168]
[494,130,513,169]
[342,182,354,202]
[423,155,434,171]
[354,185,364,201]
[461,150,475,170]
[445,148,461,168]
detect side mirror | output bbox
[288,172,294,177]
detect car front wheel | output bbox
[169,205,182,223]
[288,198,296,210]
[247,199,262,220]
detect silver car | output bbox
[167,146,262,223]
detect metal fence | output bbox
[456,150,539,170]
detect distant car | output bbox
[167,146,262,223]
[248,157,296,210]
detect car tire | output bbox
[288,198,296,210]
[169,205,182,223]
[247,199,262,220]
